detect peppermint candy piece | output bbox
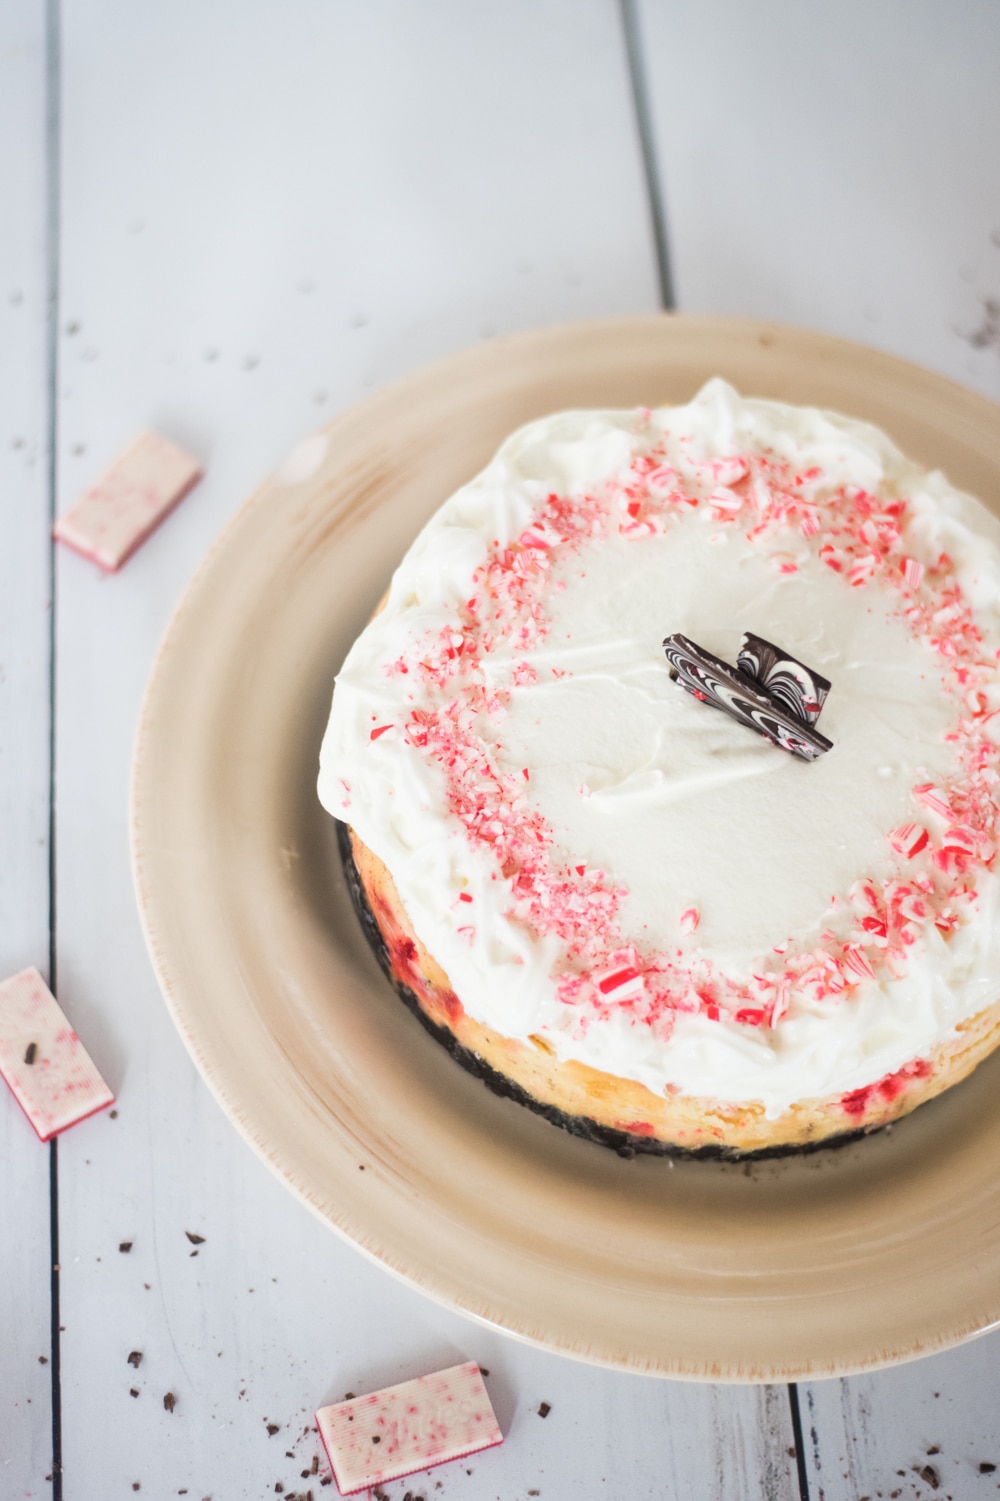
[736,632,831,726]
[662,633,833,762]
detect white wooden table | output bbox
[4,4,1000,1497]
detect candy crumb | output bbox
[315,1361,502,1494]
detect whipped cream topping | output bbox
[319,381,1000,1116]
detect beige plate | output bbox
[133,315,1000,1381]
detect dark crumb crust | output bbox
[337,819,873,1162]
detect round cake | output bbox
[318,379,1000,1157]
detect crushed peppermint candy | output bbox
[366,424,1000,1038]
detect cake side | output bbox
[341,824,1000,1157]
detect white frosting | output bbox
[319,381,1000,1116]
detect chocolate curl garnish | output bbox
[663,633,833,762]
[736,632,830,726]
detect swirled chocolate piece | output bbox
[662,633,833,762]
[737,632,831,726]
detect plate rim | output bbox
[131,312,1000,1381]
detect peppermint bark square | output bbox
[0,968,114,1140]
[315,1360,502,1494]
[54,430,202,571]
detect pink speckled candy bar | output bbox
[0,968,114,1141]
[54,430,202,571]
[315,1361,502,1494]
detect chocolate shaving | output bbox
[184,1231,205,1245]
[736,632,830,725]
[119,1242,133,1254]
[127,1350,143,1368]
[24,1041,37,1065]
[163,1391,176,1413]
[537,1401,551,1418]
[663,633,832,761]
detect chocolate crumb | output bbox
[132,1485,140,1492]
[190,1250,198,1258]
[918,1466,940,1489]
[275,1487,283,1495]
[344,1392,356,1400]
[311,1457,319,1475]
[185,1231,205,1245]
[538,1402,551,1418]
[38,1356,48,1365]
[163,1392,176,1413]
[479,1367,490,1377]
[927,1446,940,1455]
[130,1389,139,1398]
[143,1283,151,1290]
[980,1463,997,1474]
[373,1490,390,1501]
[285,1451,294,1458]
[24,1042,37,1065]
[371,1434,381,1444]
[110,1109,118,1119]
[119,1242,133,1253]
[529,1492,540,1497]
[266,1423,279,1436]
[127,1351,143,1368]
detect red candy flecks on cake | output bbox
[315,1360,502,1494]
[369,435,1000,1041]
[841,1057,934,1117]
[0,967,114,1140]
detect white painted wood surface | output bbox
[0,7,56,1496]
[5,1,1000,1497]
[638,0,1000,405]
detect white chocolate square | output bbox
[0,968,114,1140]
[54,430,202,571]
[316,1361,502,1494]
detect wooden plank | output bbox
[636,1,1000,1490]
[0,3,56,1492]
[637,0,1000,404]
[801,1339,1000,1499]
[51,1,797,1496]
